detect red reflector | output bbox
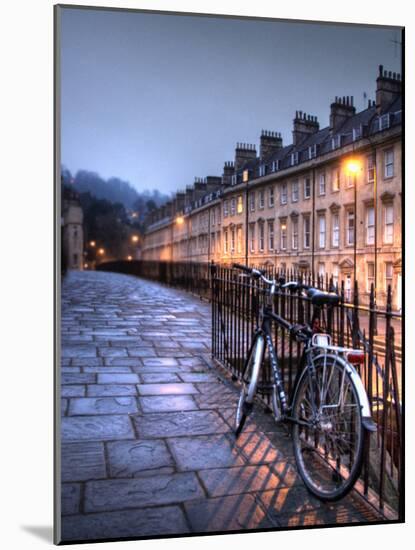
[347,352,365,364]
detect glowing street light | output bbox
[127,255,132,261]
[175,216,184,225]
[131,235,139,243]
[346,160,360,174]
[89,240,96,247]
[98,248,105,256]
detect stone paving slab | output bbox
[59,270,383,543]
[62,415,134,441]
[139,395,198,413]
[84,472,204,512]
[132,410,230,438]
[198,465,284,497]
[61,506,189,541]
[184,494,276,532]
[106,439,175,478]
[62,442,107,482]
[68,396,139,416]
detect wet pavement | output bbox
[60,270,383,542]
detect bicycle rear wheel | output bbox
[291,356,365,500]
[235,334,264,436]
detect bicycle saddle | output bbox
[307,288,340,306]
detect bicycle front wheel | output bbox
[235,333,264,436]
[292,356,365,501]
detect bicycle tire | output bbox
[235,333,264,437]
[291,356,365,501]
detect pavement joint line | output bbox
[60,271,384,540]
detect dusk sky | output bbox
[60,7,402,195]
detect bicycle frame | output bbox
[246,300,375,430]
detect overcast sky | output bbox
[60,7,402,194]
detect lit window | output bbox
[268,187,275,207]
[346,210,355,246]
[385,262,393,289]
[268,222,274,251]
[332,213,340,247]
[352,127,362,141]
[224,229,228,254]
[380,114,390,130]
[384,149,394,178]
[292,180,299,202]
[367,153,375,183]
[304,177,311,199]
[331,135,341,150]
[384,204,394,244]
[319,173,326,195]
[230,227,235,253]
[237,226,243,253]
[237,195,243,214]
[318,215,326,248]
[303,216,311,249]
[292,218,298,250]
[223,200,229,217]
[366,206,375,245]
[308,144,317,159]
[367,262,375,292]
[332,168,340,192]
[280,183,287,205]
[272,160,280,172]
[332,263,339,289]
[259,223,264,252]
[280,222,287,250]
[243,170,249,182]
[291,152,299,166]
[249,225,255,252]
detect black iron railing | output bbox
[211,263,402,519]
[96,260,212,299]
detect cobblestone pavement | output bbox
[60,270,382,542]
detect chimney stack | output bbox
[173,191,185,215]
[376,65,402,114]
[234,143,257,172]
[329,96,356,131]
[292,112,319,146]
[222,161,235,186]
[260,130,283,160]
[205,176,222,192]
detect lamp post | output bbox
[346,160,361,287]
[243,169,249,266]
[173,215,184,262]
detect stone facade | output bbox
[62,188,84,271]
[142,66,402,309]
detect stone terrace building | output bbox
[142,66,402,309]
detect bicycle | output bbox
[232,263,376,501]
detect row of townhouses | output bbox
[142,66,402,309]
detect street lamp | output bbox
[98,248,105,256]
[131,235,139,243]
[346,159,361,287]
[89,240,96,247]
